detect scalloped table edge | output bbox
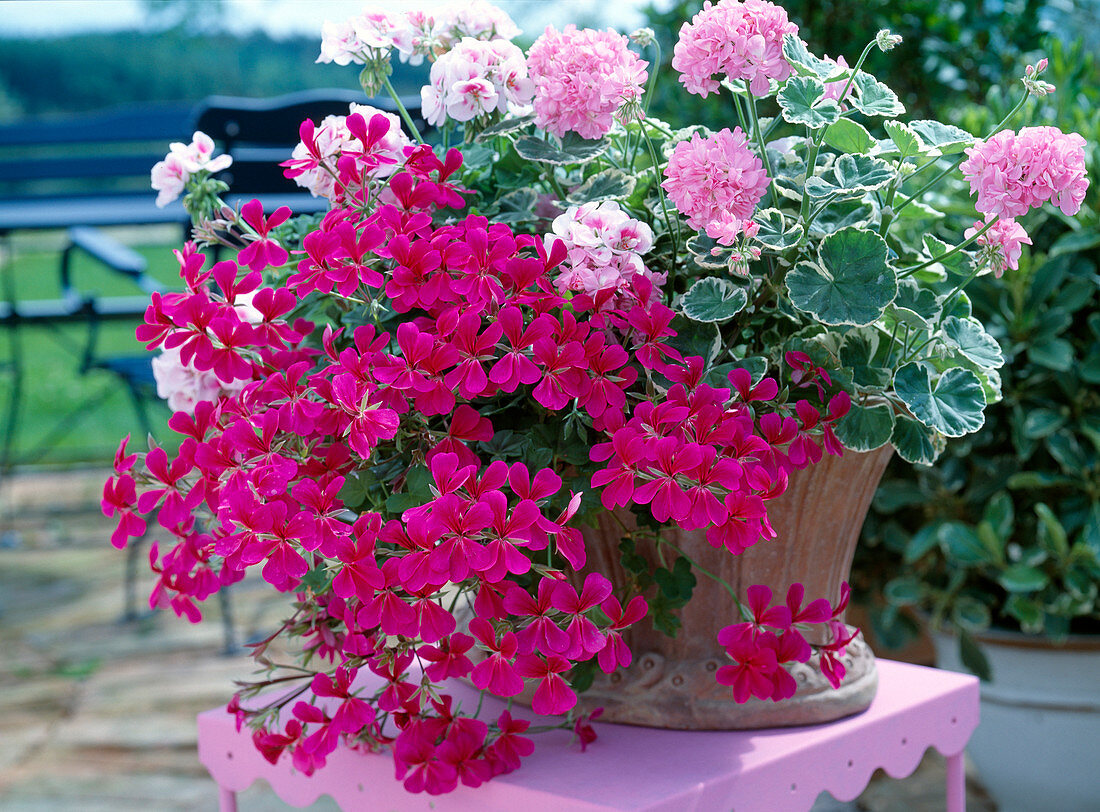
[198,659,979,811]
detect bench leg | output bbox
[946,752,966,812]
[218,785,238,812]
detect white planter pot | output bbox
[932,628,1100,812]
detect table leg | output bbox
[218,785,239,812]
[945,752,966,812]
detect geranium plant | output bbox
[106,0,1089,795]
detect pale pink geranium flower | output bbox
[151,132,231,207]
[420,38,532,128]
[527,25,649,140]
[151,153,190,208]
[152,344,249,413]
[449,78,500,121]
[673,0,798,97]
[662,127,769,241]
[960,126,1089,220]
[317,19,366,65]
[431,0,521,51]
[965,216,1031,276]
[548,202,660,305]
[169,131,232,175]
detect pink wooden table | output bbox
[198,659,978,811]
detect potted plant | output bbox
[858,38,1100,811]
[102,0,1089,796]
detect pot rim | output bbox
[930,623,1100,652]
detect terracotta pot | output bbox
[570,446,893,729]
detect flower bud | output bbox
[629,27,656,47]
[875,29,903,51]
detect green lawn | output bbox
[2,240,184,466]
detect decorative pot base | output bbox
[573,625,878,729]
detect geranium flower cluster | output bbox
[318,1,520,68]
[526,25,649,140]
[548,202,663,306]
[150,131,232,208]
[717,583,855,702]
[672,0,798,97]
[420,38,534,127]
[283,105,413,203]
[960,126,1089,220]
[662,127,770,244]
[959,125,1088,273]
[109,128,860,791]
[965,216,1032,276]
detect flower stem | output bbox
[743,81,777,208]
[897,215,998,279]
[657,538,747,620]
[641,125,680,258]
[382,74,425,146]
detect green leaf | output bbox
[893,363,986,438]
[894,278,940,321]
[680,277,748,323]
[907,120,975,155]
[513,134,609,165]
[883,576,923,606]
[849,71,905,117]
[1035,503,1069,559]
[475,113,535,141]
[782,35,844,80]
[984,491,1014,540]
[998,564,1050,593]
[922,234,974,277]
[685,233,732,270]
[939,522,990,564]
[891,414,938,465]
[753,207,804,249]
[824,118,874,154]
[883,120,924,159]
[958,628,993,680]
[479,430,527,459]
[1049,226,1100,258]
[805,154,894,198]
[1005,594,1044,632]
[942,316,1004,369]
[1022,408,1067,439]
[777,75,841,128]
[565,169,637,205]
[953,597,992,632]
[834,401,895,451]
[786,228,895,326]
[904,523,942,563]
[1029,338,1074,371]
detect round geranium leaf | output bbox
[681,277,748,323]
[786,227,895,326]
[753,208,804,250]
[893,363,986,438]
[890,414,938,465]
[942,316,1004,370]
[778,75,841,128]
[565,168,637,205]
[834,401,895,451]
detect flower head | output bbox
[960,126,1089,220]
[672,0,798,97]
[965,216,1031,277]
[527,25,649,140]
[662,127,769,240]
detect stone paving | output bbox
[0,467,996,811]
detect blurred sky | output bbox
[0,0,664,38]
